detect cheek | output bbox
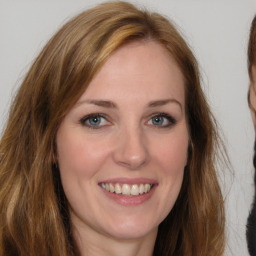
[56,127,110,179]
[153,128,188,200]
[249,86,256,128]
[155,131,188,174]
[150,130,188,219]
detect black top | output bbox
[247,141,256,256]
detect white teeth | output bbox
[122,184,130,195]
[145,184,151,193]
[109,183,115,192]
[131,184,139,196]
[139,184,144,194]
[115,183,122,194]
[101,182,153,196]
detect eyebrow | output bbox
[76,100,117,108]
[76,98,182,110]
[147,99,182,110]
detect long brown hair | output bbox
[248,15,256,81]
[0,1,225,255]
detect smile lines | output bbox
[100,183,153,196]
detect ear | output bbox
[249,84,256,129]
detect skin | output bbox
[56,41,189,256]
[249,65,256,126]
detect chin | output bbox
[104,216,158,240]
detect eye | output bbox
[147,113,176,128]
[80,114,109,129]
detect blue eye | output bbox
[152,116,165,125]
[148,113,176,128]
[80,114,108,129]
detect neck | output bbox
[73,223,157,256]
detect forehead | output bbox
[81,40,185,104]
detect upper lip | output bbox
[98,177,158,185]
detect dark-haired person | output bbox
[247,15,256,256]
[0,2,226,255]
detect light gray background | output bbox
[0,0,255,255]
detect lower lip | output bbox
[101,186,157,206]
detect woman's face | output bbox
[56,41,189,241]
[249,65,256,128]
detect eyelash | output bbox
[79,113,176,129]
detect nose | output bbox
[112,126,150,170]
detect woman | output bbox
[247,14,256,256]
[0,1,225,255]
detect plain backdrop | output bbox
[0,0,256,255]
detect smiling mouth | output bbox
[99,183,154,196]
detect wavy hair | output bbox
[0,1,225,255]
[248,15,256,80]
